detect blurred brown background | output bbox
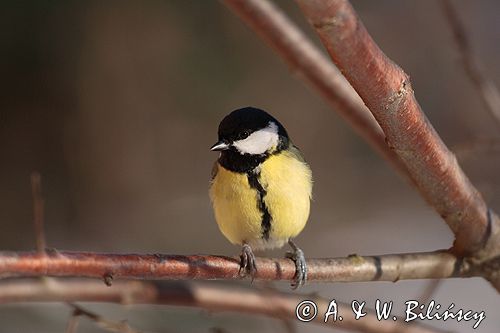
[0,1,499,332]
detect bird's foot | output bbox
[240,243,257,281]
[286,239,307,289]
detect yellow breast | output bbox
[209,148,312,250]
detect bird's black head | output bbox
[211,107,290,172]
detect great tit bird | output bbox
[209,107,312,288]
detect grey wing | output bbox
[289,143,313,199]
[288,143,307,163]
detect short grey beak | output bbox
[210,141,229,151]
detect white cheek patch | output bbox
[233,121,279,155]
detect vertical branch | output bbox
[295,0,500,261]
[30,172,46,254]
[440,0,500,127]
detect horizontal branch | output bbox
[0,250,480,283]
[0,279,448,333]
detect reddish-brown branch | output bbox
[0,250,479,283]
[295,0,500,263]
[222,0,409,178]
[0,279,449,333]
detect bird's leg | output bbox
[240,243,257,281]
[286,239,307,289]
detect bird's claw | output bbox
[240,243,257,281]
[286,240,307,289]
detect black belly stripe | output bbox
[247,171,272,240]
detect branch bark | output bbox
[0,250,481,283]
[294,0,500,287]
[0,279,449,333]
[222,0,409,178]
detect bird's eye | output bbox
[241,130,250,138]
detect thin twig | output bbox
[418,280,442,305]
[440,0,500,127]
[65,309,81,333]
[30,172,46,254]
[222,0,409,179]
[68,303,144,333]
[0,279,450,333]
[0,250,481,283]
[294,0,500,289]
